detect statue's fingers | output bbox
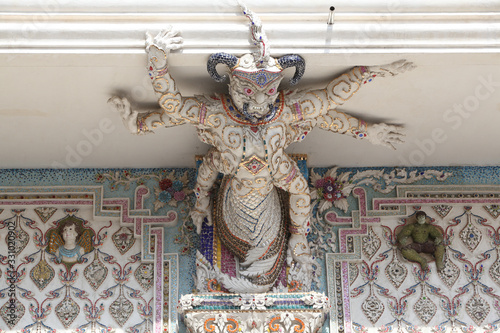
[387,132,405,139]
[387,142,397,150]
[386,126,405,136]
[388,125,404,131]
[107,96,120,105]
[158,26,173,37]
[393,130,406,136]
[387,137,405,145]
[145,32,154,45]
[154,30,170,45]
[381,140,397,150]
[155,31,166,41]
[386,134,405,141]
[108,97,125,109]
[165,28,181,38]
[402,62,416,72]
[388,136,405,144]
[121,97,131,109]
[392,59,406,67]
[167,37,184,46]
[168,43,183,51]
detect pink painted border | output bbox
[102,199,177,237]
[0,200,93,206]
[104,199,135,224]
[135,186,149,210]
[342,261,352,333]
[325,211,379,224]
[373,197,500,210]
[339,224,367,253]
[325,211,353,224]
[353,188,380,223]
[151,228,164,333]
[353,188,367,216]
[143,211,177,224]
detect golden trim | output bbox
[289,153,308,162]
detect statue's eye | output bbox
[244,88,254,96]
[267,88,277,95]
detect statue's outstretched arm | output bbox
[108,96,185,134]
[296,60,414,149]
[110,27,201,134]
[316,110,405,150]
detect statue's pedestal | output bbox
[179,292,330,333]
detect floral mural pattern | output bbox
[0,206,154,332]
[346,205,500,333]
[0,166,500,332]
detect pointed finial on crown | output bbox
[238,1,270,67]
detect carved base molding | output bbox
[179,292,330,333]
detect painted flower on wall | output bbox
[310,167,453,214]
[154,171,191,211]
[310,167,355,213]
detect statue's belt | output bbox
[403,241,436,254]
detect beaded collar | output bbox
[221,91,284,125]
[57,245,82,263]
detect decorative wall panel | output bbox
[319,175,500,333]
[0,169,192,332]
[0,167,500,332]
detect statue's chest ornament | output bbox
[235,127,273,177]
[241,155,267,175]
[222,91,284,125]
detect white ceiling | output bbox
[1,0,499,169]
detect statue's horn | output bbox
[207,53,239,82]
[277,54,305,85]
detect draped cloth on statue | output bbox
[201,175,289,290]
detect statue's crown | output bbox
[206,3,305,87]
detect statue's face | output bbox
[229,75,283,121]
[416,214,426,225]
[62,224,78,244]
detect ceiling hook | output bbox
[327,6,335,25]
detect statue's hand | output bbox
[289,234,314,273]
[190,195,212,234]
[368,59,415,77]
[146,26,183,53]
[398,236,411,246]
[107,96,138,134]
[366,123,405,150]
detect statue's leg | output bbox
[434,244,445,271]
[401,248,428,270]
[272,157,312,267]
[191,148,220,233]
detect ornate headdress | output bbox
[207,3,305,87]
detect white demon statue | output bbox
[110,5,413,293]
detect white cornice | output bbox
[1,1,499,56]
